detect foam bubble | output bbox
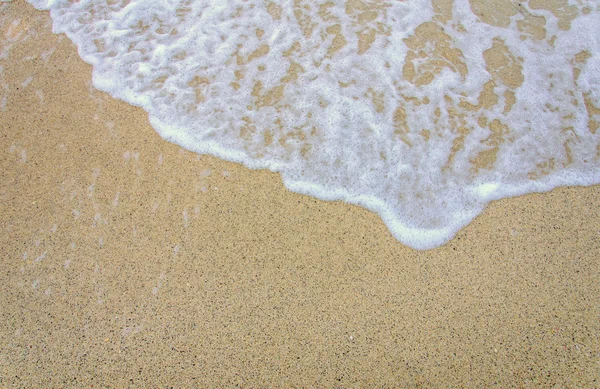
[27,0,600,249]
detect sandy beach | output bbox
[1,1,599,387]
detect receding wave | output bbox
[26,0,600,249]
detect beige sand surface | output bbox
[1,1,599,387]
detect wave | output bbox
[27,0,600,249]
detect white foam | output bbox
[27,0,600,249]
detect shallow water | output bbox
[19,0,600,249]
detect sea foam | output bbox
[26,0,600,249]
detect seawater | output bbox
[25,0,600,249]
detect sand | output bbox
[1,1,599,387]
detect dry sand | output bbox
[1,1,599,387]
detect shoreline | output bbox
[1,2,599,387]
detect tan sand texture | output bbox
[1,1,599,387]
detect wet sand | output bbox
[1,2,599,387]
